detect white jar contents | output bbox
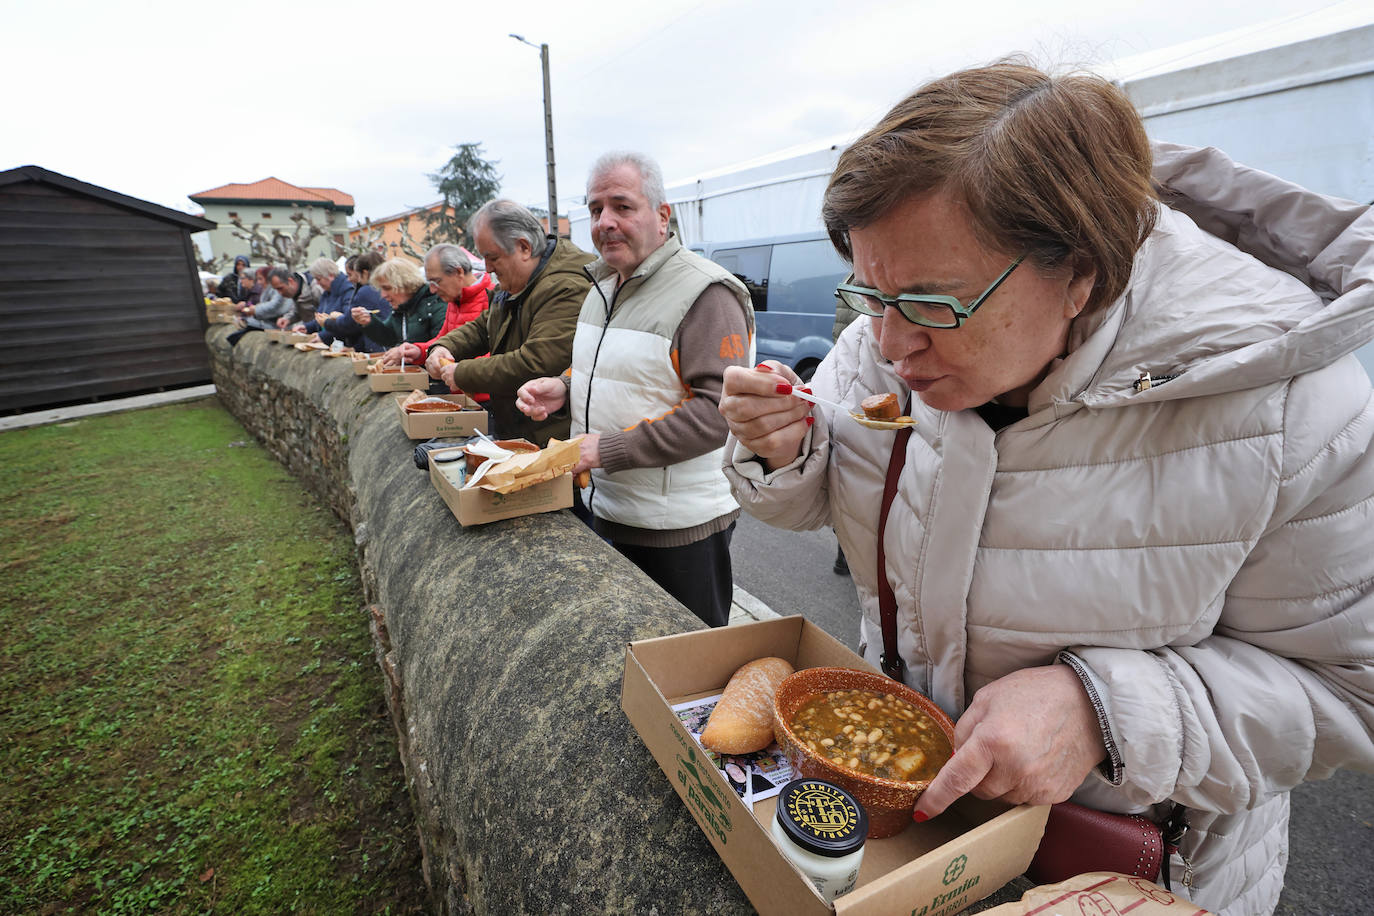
[770,778,868,902]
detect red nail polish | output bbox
[755,363,772,371]
[912,810,929,823]
[775,382,793,394]
[805,416,815,426]
[799,386,812,394]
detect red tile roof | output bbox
[189,177,354,209]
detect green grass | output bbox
[0,398,427,914]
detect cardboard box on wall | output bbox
[621,617,1050,916]
[394,393,488,439]
[351,352,382,375]
[428,447,574,525]
[284,331,312,345]
[265,329,286,343]
[367,368,431,392]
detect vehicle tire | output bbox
[795,360,819,383]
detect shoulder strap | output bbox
[876,420,913,680]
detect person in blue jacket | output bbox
[295,257,353,339]
[323,251,390,352]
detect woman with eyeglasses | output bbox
[379,243,494,377]
[350,257,446,350]
[718,61,1374,915]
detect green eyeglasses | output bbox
[835,255,1024,329]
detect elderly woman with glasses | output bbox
[379,243,494,372]
[718,61,1374,915]
[350,257,447,349]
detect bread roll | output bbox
[701,657,795,754]
[861,392,900,420]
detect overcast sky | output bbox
[3,0,1367,227]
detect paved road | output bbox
[730,511,1374,913]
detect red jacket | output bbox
[416,273,495,400]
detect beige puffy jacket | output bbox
[724,143,1374,915]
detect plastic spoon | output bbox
[786,386,916,430]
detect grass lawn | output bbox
[0,397,427,914]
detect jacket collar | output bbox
[395,285,429,315]
[498,236,557,307]
[585,233,682,289]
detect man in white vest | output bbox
[516,151,755,627]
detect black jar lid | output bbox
[774,778,868,857]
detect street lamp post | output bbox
[509,34,559,235]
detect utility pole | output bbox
[510,34,559,235]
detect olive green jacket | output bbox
[363,287,447,347]
[432,236,594,445]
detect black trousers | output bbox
[612,522,736,629]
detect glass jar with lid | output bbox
[770,777,868,901]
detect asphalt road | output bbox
[730,511,1374,913]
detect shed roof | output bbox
[0,165,216,232]
[189,177,355,211]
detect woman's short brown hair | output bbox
[823,60,1157,315]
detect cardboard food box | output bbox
[265,328,286,343]
[621,617,1050,916]
[205,301,237,324]
[428,446,574,525]
[393,393,489,438]
[351,352,382,375]
[284,331,312,345]
[367,367,431,392]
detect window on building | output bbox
[227,211,238,219]
[262,212,271,218]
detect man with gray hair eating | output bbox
[517,151,755,627]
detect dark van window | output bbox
[767,239,850,316]
[712,246,770,311]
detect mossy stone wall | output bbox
[206,327,747,914]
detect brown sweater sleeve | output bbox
[597,283,751,473]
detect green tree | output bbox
[424,142,502,247]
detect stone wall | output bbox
[206,327,751,914]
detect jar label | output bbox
[786,781,861,842]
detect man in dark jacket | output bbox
[266,267,321,327]
[425,199,593,445]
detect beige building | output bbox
[189,177,355,266]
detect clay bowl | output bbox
[773,666,956,838]
[463,438,538,474]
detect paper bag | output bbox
[463,437,580,494]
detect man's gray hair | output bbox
[309,257,339,280]
[469,199,546,255]
[426,243,473,276]
[267,267,292,284]
[588,150,667,210]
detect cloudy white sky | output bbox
[3,0,1367,225]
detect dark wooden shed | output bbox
[0,165,217,413]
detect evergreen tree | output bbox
[423,143,502,247]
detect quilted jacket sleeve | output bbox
[1067,167,1374,810]
[1068,359,1374,811]
[720,324,871,532]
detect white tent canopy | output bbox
[569,9,1374,249]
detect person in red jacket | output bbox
[381,243,494,400]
